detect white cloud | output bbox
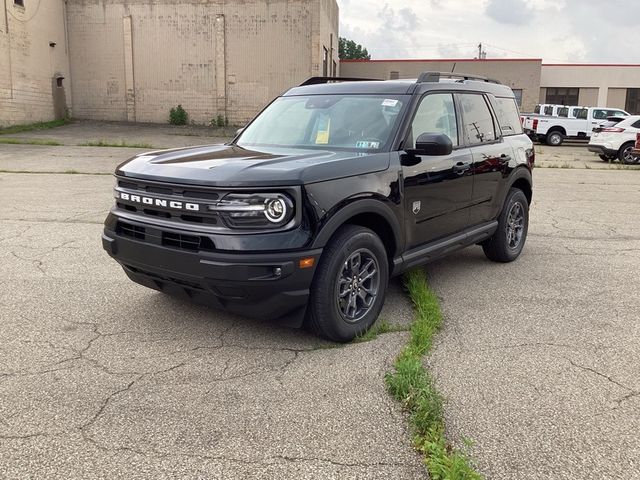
[338,0,640,63]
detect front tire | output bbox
[306,225,389,342]
[483,188,529,263]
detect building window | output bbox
[322,47,328,77]
[390,71,400,80]
[14,0,25,6]
[546,87,579,106]
[625,89,640,114]
[512,89,523,107]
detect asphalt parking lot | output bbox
[1,121,639,479]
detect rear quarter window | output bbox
[491,97,524,136]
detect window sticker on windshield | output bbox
[356,140,380,149]
[315,117,331,144]
[381,99,398,107]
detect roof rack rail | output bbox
[299,76,382,86]
[417,71,502,85]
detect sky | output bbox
[338,0,640,64]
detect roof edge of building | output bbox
[340,58,543,63]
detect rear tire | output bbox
[546,131,564,146]
[483,188,529,263]
[306,225,389,342]
[618,142,638,164]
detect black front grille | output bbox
[115,178,223,227]
[116,221,145,240]
[116,221,215,253]
[162,231,215,252]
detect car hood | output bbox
[116,144,390,187]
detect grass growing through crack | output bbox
[0,118,70,135]
[78,139,155,148]
[0,138,62,146]
[386,269,482,479]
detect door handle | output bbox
[453,162,471,174]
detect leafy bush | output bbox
[169,105,188,125]
[211,114,228,128]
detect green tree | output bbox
[338,37,371,60]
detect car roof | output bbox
[284,78,516,98]
[617,115,640,125]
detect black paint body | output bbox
[103,78,534,326]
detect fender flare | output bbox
[311,198,403,256]
[503,166,533,204]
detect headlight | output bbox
[208,193,294,229]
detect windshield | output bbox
[237,95,406,151]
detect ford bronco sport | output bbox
[102,72,534,342]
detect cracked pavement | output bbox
[0,137,423,478]
[425,168,640,479]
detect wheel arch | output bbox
[311,199,402,266]
[547,126,567,136]
[506,167,533,205]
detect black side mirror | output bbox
[408,133,453,156]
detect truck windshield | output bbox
[236,95,405,151]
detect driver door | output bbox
[402,92,474,249]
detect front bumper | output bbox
[102,223,321,325]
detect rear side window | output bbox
[534,105,541,114]
[408,93,458,148]
[558,107,569,118]
[593,109,609,120]
[458,93,496,145]
[491,96,524,136]
[574,109,588,119]
[632,120,640,129]
[544,106,554,115]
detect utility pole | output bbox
[477,43,486,59]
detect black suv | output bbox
[102,72,534,341]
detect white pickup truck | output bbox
[523,107,629,146]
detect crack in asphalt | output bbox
[568,359,640,408]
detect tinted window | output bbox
[534,105,541,114]
[592,109,609,120]
[546,87,579,106]
[512,89,523,107]
[491,96,523,136]
[238,95,404,150]
[632,120,640,129]
[558,107,569,117]
[574,108,588,119]
[409,93,458,148]
[544,106,554,115]
[458,93,496,145]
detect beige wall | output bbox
[0,0,72,127]
[607,88,628,110]
[340,59,542,113]
[65,0,338,125]
[578,88,599,107]
[541,65,640,107]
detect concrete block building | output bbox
[0,0,339,127]
[341,59,640,115]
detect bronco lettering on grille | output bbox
[118,192,200,211]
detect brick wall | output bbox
[65,0,339,126]
[0,0,72,127]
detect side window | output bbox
[409,93,458,148]
[491,96,524,136]
[592,109,608,120]
[458,93,497,145]
[631,120,640,129]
